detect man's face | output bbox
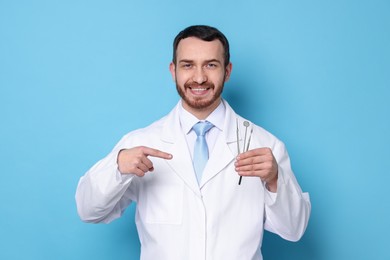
[170,37,232,117]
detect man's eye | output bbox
[182,64,192,69]
[206,63,217,68]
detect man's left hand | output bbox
[235,147,278,192]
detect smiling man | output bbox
[171,36,232,118]
[76,25,311,260]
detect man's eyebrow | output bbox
[178,59,194,63]
[205,59,222,64]
[178,59,222,64]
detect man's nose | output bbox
[192,67,207,84]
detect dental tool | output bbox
[236,118,240,154]
[238,121,253,185]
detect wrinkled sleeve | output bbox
[75,135,137,224]
[263,140,311,241]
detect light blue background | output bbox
[1,0,389,259]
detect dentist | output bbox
[76,25,311,260]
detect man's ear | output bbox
[224,62,233,82]
[169,62,176,81]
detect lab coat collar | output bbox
[160,99,240,193]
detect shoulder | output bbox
[117,102,181,147]
[121,115,168,141]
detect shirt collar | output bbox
[179,100,226,134]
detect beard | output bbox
[176,80,225,110]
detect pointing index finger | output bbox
[141,146,173,160]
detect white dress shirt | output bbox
[178,100,225,160]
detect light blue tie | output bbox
[192,121,214,183]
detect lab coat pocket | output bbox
[142,182,184,225]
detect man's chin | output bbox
[184,97,220,110]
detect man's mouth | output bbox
[189,87,210,96]
[191,87,209,92]
[186,82,214,95]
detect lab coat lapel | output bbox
[160,104,201,196]
[199,101,239,188]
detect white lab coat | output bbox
[76,100,311,260]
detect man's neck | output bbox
[182,99,222,120]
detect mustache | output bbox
[184,81,215,89]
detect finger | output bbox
[129,160,155,176]
[140,146,173,160]
[140,156,154,171]
[132,167,147,177]
[237,169,272,180]
[236,159,275,176]
[236,153,274,168]
[135,150,166,173]
[235,154,268,168]
[236,163,261,173]
[237,147,271,160]
[235,156,257,167]
[135,161,151,173]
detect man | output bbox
[76,25,311,260]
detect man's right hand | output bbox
[117,146,173,176]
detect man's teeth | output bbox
[192,88,207,91]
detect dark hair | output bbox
[172,25,230,67]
